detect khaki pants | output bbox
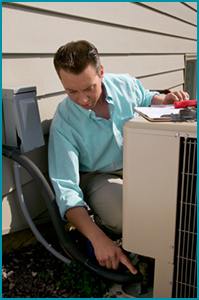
[80,170,123,235]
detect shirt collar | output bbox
[102,78,113,104]
[102,78,114,104]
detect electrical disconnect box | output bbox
[3,86,45,153]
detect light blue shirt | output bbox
[48,73,158,218]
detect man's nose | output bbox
[78,93,89,104]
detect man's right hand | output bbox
[66,207,137,274]
[91,231,137,274]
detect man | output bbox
[48,40,189,274]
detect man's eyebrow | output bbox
[66,88,77,92]
[66,83,95,93]
[83,84,95,91]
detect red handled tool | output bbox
[174,99,197,109]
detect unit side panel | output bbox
[123,128,180,297]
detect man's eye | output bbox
[85,85,95,92]
[68,90,77,95]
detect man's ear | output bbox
[99,65,104,78]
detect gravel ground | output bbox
[2,242,113,298]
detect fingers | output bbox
[95,239,137,273]
[171,91,189,101]
[99,254,119,270]
[168,91,189,102]
[98,252,137,274]
[163,91,190,104]
[181,91,189,100]
[120,253,138,275]
[111,255,120,270]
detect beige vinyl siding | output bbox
[141,2,197,25]
[3,55,185,97]
[5,2,196,38]
[3,10,196,54]
[170,85,184,91]
[2,182,49,234]
[2,2,197,233]
[139,70,184,90]
[184,2,197,10]
[3,5,196,54]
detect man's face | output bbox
[59,64,104,110]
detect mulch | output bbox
[2,241,113,298]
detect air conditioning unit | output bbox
[122,116,197,298]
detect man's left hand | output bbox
[151,90,190,105]
[162,90,190,104]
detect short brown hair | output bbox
[54,40,101,75]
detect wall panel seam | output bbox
[35,71,185,99]
[169,83,185,90]
[136,68,184,79]
[2,53,195,58]
[182,2,197,12]
[2,2,196,41]
[135,2,197,26]
[166,83,185,90]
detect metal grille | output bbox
[172,137,197,298]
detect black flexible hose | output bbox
[13,161,71,265]
[3,145,142,283]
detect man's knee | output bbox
[104,216,122,235]
[90,176,123,234]
[81,173,123,235]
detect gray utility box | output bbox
[3,86,45,153]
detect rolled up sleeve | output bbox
[48,126,86,219]
[134,78,159,107]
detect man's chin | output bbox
[81,102,96,110]
[80,104,90,109]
